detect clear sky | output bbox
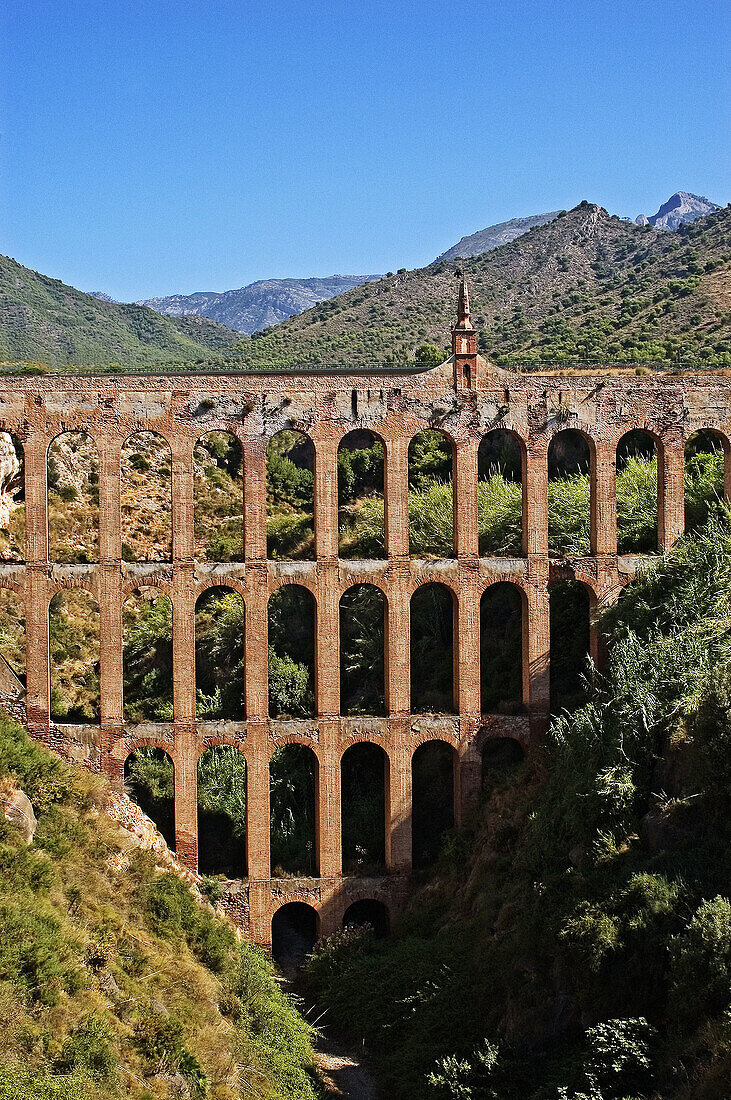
[1,0,728,301]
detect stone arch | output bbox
[478,428,525,557]
[343,898,390,938]
[684,428,730,533]
[548,428,594,557]
[616,429,660,553]
[197,744,247,877]
[47,431,99,563]
[480,581,525,713]
[121,431,172,561]
[195,586,246,719]
[194,430,244,561]
[266,429,315,560]
[410,582,456,713]
[271,902,319,966]
[337,428,385,559]
[340,741,388,874]
[339,583,386,716]
[549,578,592,713]
[408,427,455,558]
[0,431,24,562]
[412,738,457,867]
[268,584,316,719]
[0,587,25,695]
[122,586,173,722]
[49,588,99,723]
[269,742,319,876]
[124,746,175,849]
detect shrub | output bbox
[670,897,731,1025]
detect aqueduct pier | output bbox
[1,295,730,946]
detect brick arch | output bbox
[267,735,322,761]
[338,573,390,598]
[196,736,247,763]
[48,582,99,606]
[193,577,247,602]
[267,574,318,600]
[0,576,24,595]
[340,733,390,754]
[684,425,731,502]
[410,730,460,753]
[120,427,174,453]
[476,574,529,600]
[408,574,459,599]
[336,425,387,450]
[122,578,174,599]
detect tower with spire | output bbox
[452,271,478,388]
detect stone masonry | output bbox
[0,284,729,943]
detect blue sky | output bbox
[1,0,728,301]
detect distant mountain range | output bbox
[634,191,719,231]
[435,212,562,262]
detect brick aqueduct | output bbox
[1,285,730,946]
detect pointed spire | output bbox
[453,270,474,332]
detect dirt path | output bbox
[314,1028,378,1099]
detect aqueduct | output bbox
[0,283,730,946]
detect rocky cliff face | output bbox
[0,432,21,529]
[140,274,381,334]
[636,191,720,230]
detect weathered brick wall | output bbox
[0,355,729,943]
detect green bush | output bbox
[670,897,731,1025]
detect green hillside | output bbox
[0,254,242,368]
[210,202,731,371]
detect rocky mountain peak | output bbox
[635,191,720,231]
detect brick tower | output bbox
[452,272,478,389]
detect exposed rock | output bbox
[636,191,720,231]
[436,211,561,262]
[0,431,21,527]
[1,782,37,843]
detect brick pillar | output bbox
[171,438,193,562]
[525,567,550,718]
[245,568,268,720]
[658,438,685,551]
[172,574,196,721]
[385,438,409,559]
[456,581,480,717]
[174,733,198,870]
[317,736,341,878]
[246,736,271,879]
[592,441,617,556]
[385,572,410,715]
[314,439,339,560]
[386,741,412,872]
[454,438,479,559]
[244,438,267,561]
[98,441,123,727]
[317,565,340,717]
[524,444,549,557]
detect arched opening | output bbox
[123,588,173,722]
[270,743,318,876]
[49,590,99,723]
[339,584,386,716]
[197,746,247,878]
[481,738,525,787]
[194,431,244,561]
[271,902,318,967]
[0,433,24,561]
[121,432,172,561]
[616,430,658,553]
[685,429,728,534]
[266,430,314,560]
[550,580,591,713]
[478,430,523,556]
[0,589,25,695]
[408,429,454,558]
[548,429,591,557]
[48,432,98,563]
[480,583,524,713]
[341,742,387,875]
[268,585,315,719]
[337,430,385,558]
[410,583,455,714]
[343,899,389,938]
[412,741,455,867]
[195,587,246,719]
[124,747,175,849]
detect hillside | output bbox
[0,255,242,368]
[305,517,731,1099]
[435,211,561,262]
[205,202,731,370]
[140,275,382,334]
[0,715,323,1100]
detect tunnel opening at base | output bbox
[124,747,175,850]
[341,742,387,875]
[412,740,455,868]
[197,745,247,878]
[271,902,319,967]
[342,899,389,938]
